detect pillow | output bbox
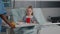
[11,8,26,22]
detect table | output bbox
[5,22,60,34]
[5,22,39,34]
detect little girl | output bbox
[16,6,38,34]
[23,6,38,24]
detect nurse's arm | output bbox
[0,14,15,29]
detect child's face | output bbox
[27,8,33,15]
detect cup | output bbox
[26,18,31,24]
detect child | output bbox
[22,6,38,24]
[16,6,38,34]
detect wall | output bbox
[10,1,60,21]
[14,1,35,8]
[11,1,60,20]
[11,0,60,1]
[41,8,60,19]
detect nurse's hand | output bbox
[9,22,15,29]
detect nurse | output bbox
[0,0,15,32]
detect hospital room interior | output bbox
[1,0,60,34]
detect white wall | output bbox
[11,1,60,20]
[12,0,60,1]
[41,8,60,19]
[14,1,35,8]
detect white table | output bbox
[5,22,39,34]
[5,22,60,34]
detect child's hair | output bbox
[27,6,33,9]
[26,6,33,15]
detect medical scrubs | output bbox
[0,0,7,32]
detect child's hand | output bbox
[32,21,37,24]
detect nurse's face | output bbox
[26,8,33,15]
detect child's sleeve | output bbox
[32,16,39,23]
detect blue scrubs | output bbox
[0,0,7,32]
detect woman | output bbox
[0,0,15,32]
